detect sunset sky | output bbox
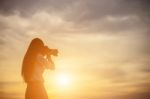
[0,0,150,99]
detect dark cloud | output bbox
[0,0,149,32]
[0,0,75,16]
[62,0,150,22]
[48,0,149,35]
[103,82,150,99]
[0,0,149,18]
[121,91,150,99]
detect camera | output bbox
[43,46,58,56]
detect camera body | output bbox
[43,46,58,56]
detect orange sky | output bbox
[0,0,150,99]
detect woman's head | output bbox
[28,38,44,54]
[22,38,44,82]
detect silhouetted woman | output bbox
[22,38,57,99]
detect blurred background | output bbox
[0,0,150,99]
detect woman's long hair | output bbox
[22,38,44,83]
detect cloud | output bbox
[0,0,149,33]
[0,0,149,79]
[0,0,75,16]
[0,0,149,21]
[0,1,149,99]
[114,91,150,99]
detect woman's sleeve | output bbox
[37,54,55,70]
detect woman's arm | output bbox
[37,54,55,70]
[46,55,55,70]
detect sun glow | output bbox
[56,73,71,87]
[44,71,72,89]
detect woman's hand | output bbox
[47,55,55,70]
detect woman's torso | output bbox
[29,53,46,82]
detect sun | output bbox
[56,73,71,87]
[43,71,73,90]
